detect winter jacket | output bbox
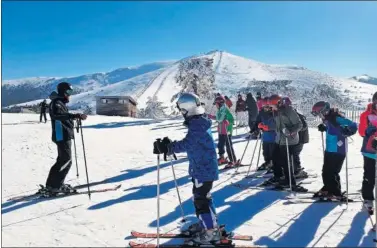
[39,101,48,113]
[257,99,264,111]
[254,109,276,143]
[49,91,76,143]
[360,107,377,159]
[359,104,375,137]
[296,110,309,144]
[224,97,233,108]
[215,105,234,135]
[168,115,219,182]
[235,97,246,112]
[272,105,303,146]
[323,111,357,155]
[246,93,258,121]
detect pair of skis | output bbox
[6,184,122,202]
[129,230,255,248]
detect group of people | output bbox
[154,91,377,245]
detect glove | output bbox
[372,139,377,150]
[366,125,377,136]
[153,138,166,155]
[317,123,327,132]
[341,126,354,137]
[161,137,177,161]
[258,123,269,132]
[73,113,87,120]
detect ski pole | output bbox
[73,121,79,178]
[226,133,236,165]
[78,119,91,199]
[345,138,349,207]
[157,153,161,248]
[255,132,263,171]
[321,132,325,155]
[169,156,186,223]
[246,133,261,177]
[235,138,251,174]
[235,113,238,136]
[285,137,293,195]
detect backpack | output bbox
[296,110,309,144]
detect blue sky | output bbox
[2,1,377,80]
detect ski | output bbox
[129,241,258,248]
[131,231,253,241]
[7,184,121,202]
[220,164,249,172]
[284,197,361,204]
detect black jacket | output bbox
[246,93,258,121]
[49,92,76,143]
[296,110,309,144]
[40,101,48,112]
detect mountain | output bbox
[350,74,377,85]
[1,61,174,106]
[6,51,377,116]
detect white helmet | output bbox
[176,93,205,117]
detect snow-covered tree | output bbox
[139,96,167,119]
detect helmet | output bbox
[176,93,205,117]
[373,92,377,102]
[214,95,225,105]
[279,97,292,107]
[57,82,73,96]
[268,94,282,105]
[311,101,331,117]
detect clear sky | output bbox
[2,1,377,80]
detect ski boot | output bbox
[38,185,60,198]
[185,228,221,246]
[224,161,239,169]
[181,222,204,236]
[364,200,374,215]
[294,169,309,179]
[313,187,329,198]
[218,156,229,166]
[60,184,77,194]
[292,185,308,193]
[257,161,272,171]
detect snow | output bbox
[2,113,377,247]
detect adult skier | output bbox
[359,92,377,211]
[245,92,258,139]
[311,101,357,199]
[41,82,87,196]
[235,93,247,127]
[154,92,221,245]
[256,92,263,111]
[269,94,308,192]
[39,99,48,123]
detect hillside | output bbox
[350,74,377,86]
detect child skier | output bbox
[211,95,238,168]
[311,101,357,199]
[154,93,221,245]
[254,96,276,172]
[359,93,377,211]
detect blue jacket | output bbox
[168,115,219,182]
[255,109,276,143]
[324,115,357,155]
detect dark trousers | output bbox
[362,156,376,201]
[262,142,275,164]
[322,152,345,196]
[192,179,217,229]
[278,144,298,185]
[218,134,237,162]
[40,111,47,123]
[291,143,304,172]
[272,144,283,178]
[46,140,72,189]
[248,114,256,133]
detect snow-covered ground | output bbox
[2,113,376,247]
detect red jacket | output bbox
[359,104,376,137]
[225,99,233,108]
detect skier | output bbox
[224,95,233,109]
[269,94,308,192]
[41,82,87,196]
[359,92,377,210]
[154,92,221,245]
[245,92,259,139]
[254,96,276,171]
[235,94,247,127]
[256,92,263,111]
[311,101,357,199]
[278,97,309,179]
[210,95,238,168]
[39,99,48,123]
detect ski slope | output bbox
[2,113,376,247]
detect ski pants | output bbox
[362,156,376,201]
[272,144,284,178]
[218,134,237,162]
[322,152,345,196]
[46,140,72,189]
[277,144,298,186]
[192,179,217,230]
[248,114,256,133]
[262,142,275,164]
[291,143,304,173]
[40,111,47,123]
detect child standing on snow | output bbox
[154,93,221,245]
[359,93,377,211]
[311,101,357,199]
[210,95,238,168]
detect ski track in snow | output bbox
[1,113,376,247]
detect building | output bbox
[96,95,137,117]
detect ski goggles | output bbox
[176,102,188,115]
[65,89,74,96]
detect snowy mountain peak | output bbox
[350,74,377,85]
